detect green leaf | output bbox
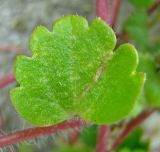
[80,125,97,147]
[149,42,160,53]
[129,0,154,8]
[124,11,149,49]
[19,143,35,152]
[77,44,145,124]
[129,97,144,117]
[117,128,149,152]
[10,15,145,126]
[138,53,160,107]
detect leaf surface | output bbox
[11,16,145,126]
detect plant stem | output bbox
[96,0,112,25]
[68,129,80,145]
[0,118,88,148]
[111,109,155,150]
[111,0,122,29]
[96,0,122,28]
[0,45,24,54]
[96,125,110,152]
[148,1,160,15]
[0,74,15,88]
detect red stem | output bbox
[96,125,110,152]
[0,118,88,148]
[147,1,160,15]
[0,45,24,54]
[68,129,80,145]
[0,74,15,88]
[111,0,122,29]
[96,0,112,25]
[111,109,155,150]
[96,0,122,28]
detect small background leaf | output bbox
[80,125,97,147]
[138,53,160,107]
[124,11,149,50]
[129,0,154,8]
[116,128,149,152]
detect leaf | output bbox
[117,128,149,152]
[19,143,34,152]
[10,15,145,126]
[80,125,97,147]
[124,11,149,49]
[129,0,154,8]
[77,44,145,124]
[149,42,160,53]
[129,97,144,117]
[138,53,160,107]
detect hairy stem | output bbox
[0,118,88,148]
[96,125,110,152]
[111,109,155,150]
[96,0,112,25]
[0,74,15,88]
[111,0,122,29]
[68,129,80,145]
